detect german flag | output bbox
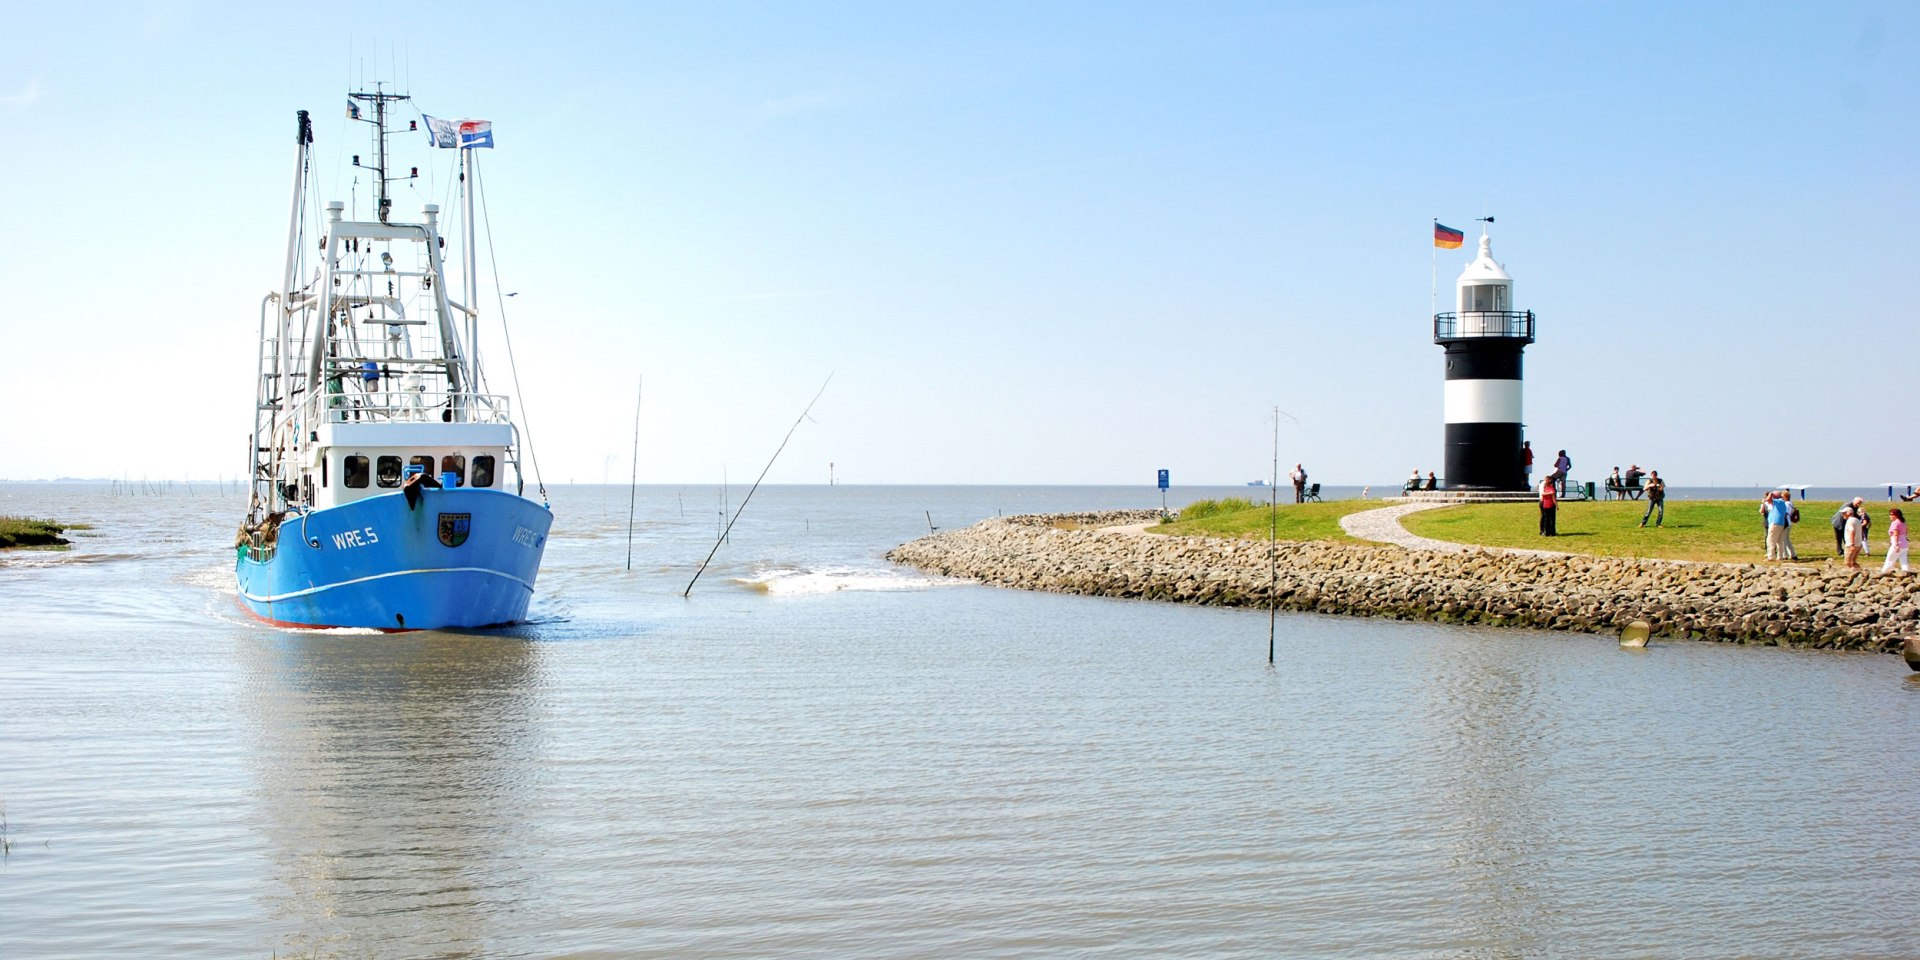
[1434,222,1464,249]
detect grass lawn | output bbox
[0,516,80,549]
[1400,499,1879,564]
[1148,498,1378,542]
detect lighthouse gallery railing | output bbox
[1433,310,1535,344]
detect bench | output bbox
[1303,482,1322,502]
[1604,479,1645,500]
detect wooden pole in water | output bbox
[684,373,834,597]
[626,376,642,571]
[1269,406,1278,664]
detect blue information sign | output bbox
[1157,469,1169,491]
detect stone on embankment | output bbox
[882,511,1920,654]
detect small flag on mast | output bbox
[1434,222,1464,249]
[347,100,361,120]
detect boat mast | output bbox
[349,85,411,224]
[462,147,480,384]
[257,109,314,511]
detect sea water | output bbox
[1,482,1916,958]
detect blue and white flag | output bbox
[347,99,362,120]
[422,113,494,149]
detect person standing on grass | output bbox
[1857,498,1873,556]
[1539,474,1558,536]
[1778,489,1800,559]
[1881,508,1910,574]
[1765,492,1792,560]
[1290,463,1307,504]
[1844,506,1866,569]
[1833,497,1871,557]
[1639,471,1666,527]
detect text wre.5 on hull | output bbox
[235,90,552,630]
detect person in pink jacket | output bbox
[1881,508,1910,574]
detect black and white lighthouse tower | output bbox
[1433,232,1534,490]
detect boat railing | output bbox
[297,387,514,426]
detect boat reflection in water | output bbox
[243,628,543,957]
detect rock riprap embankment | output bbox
[885,512,1920,652]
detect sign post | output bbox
[1157,468,1170,514]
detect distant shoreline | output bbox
[887,511,1920,653]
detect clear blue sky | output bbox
[2,1,1913,486]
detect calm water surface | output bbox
[2,482,1917,958]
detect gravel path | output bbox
[1340,501,1569,558]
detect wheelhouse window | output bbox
[344,455,370,489]
[441,454,467,487]
[471,455,496,488]
[376,456,402,488]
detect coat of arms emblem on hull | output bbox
[437,512,471,548]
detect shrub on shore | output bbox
[0,517,74,549]
[1179,497,1260,520]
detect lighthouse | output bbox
[1434,232,1534,490]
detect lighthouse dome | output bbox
[1456,234,1511,283]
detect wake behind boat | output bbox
[236,91,552,629]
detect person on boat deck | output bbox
[402,465,442,510]
[350,360,379,420]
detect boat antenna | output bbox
[683,373,834,597]
[626,375,642,571]
[347,83,414,224]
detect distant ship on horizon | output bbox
[1247,480,1267,486]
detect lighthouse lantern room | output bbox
[1433,233,1534,490]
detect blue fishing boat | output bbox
[236,91,551,629]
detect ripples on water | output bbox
[2,483,1917,958]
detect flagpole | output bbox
[1431,219,1438,319]
[463,146,479,382]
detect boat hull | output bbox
[236,488,551,630]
